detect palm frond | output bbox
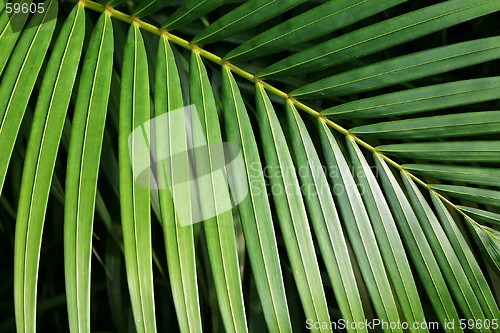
[222,67,292,333]
[0,0,57,194]
[118,22,156,333]
[13,3,85,331]
[154,36,202,333]
[190,50,248,333]
[258,0,500,77]
[64,12,113,332]
[256,86,331,331]
[1,0,499,332]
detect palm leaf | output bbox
[162,0,226,30]
[403,176,488,325]
[404,164,500,187]
[190,51,247,333]
[347,138,428,333]
[0,0,57,195]
[319,122,401,331]
[133,0,168,18]
[64,12,113,333]
[323,77,500,118]
[225,0,405,61]
[351,111,500,139]
[222,67,292,333]
[118,23,156,333]
[378,141,500,162]
[256,86,331,332]
[192,0,307,44]
[431,185,500,208]
[431,194,499,319]
[13,3,85,331]
[258,0,500,77]
[457,206,500,226]
[291,36,500,98]
[1,0,499,332]
[470,223,500,273]
[153,36,202,333]
[0,0,33,75]
[287,104,366,332]
[376,158,461,329]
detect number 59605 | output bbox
[5,2,45,14]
